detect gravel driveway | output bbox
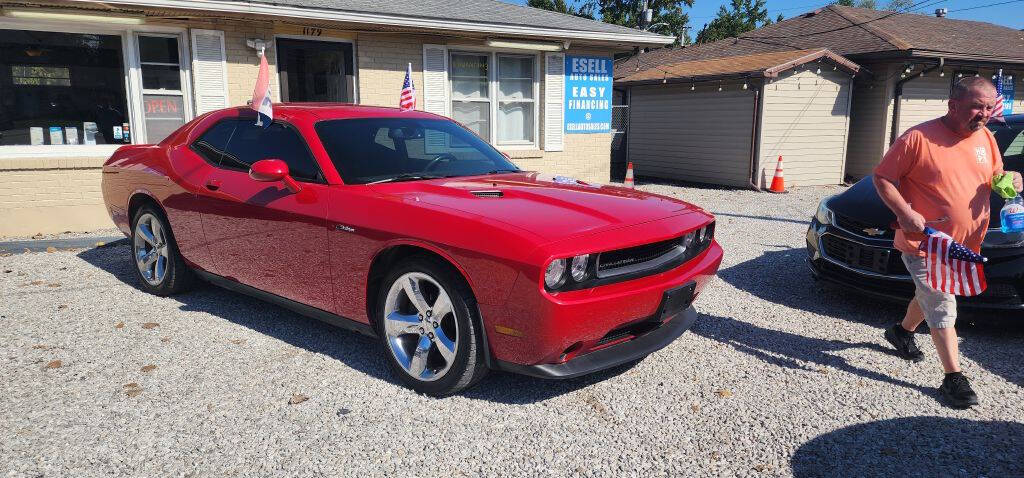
[2,183,1022,477]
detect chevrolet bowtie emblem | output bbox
[862,227,886,236]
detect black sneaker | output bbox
[940,373,980,409]
[884,324,925,362]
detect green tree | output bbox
[694,0,772,44]
[528,1,696,45]
[526,0,595,18]
[593,1,696,45]
[885,0,914,11]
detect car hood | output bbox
[828,175,1005,227]
[370,172,697,242]
[827,175,1024,249]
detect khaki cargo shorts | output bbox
[901,253,957,329]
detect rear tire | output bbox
[130,204,194,296]
[376,255,488,397]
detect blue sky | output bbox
[502,1,1024,30]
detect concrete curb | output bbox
[0,236,127,255]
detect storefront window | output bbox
[497,55,534,143]
[138,35,185,143]
[450,53,491,142]
[449,51,537,147]
[0,29,129,146]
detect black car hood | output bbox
[828,175,1016,229]
[826,177,896,228]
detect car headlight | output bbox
[681,231,695,252]
[570,254,590,282]
[815,197,834,225]
[545,258,567,289]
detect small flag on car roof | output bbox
[919,227,987,296]
[251,47,273,127]
[399,62,416,112]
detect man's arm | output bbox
[873,174,926,233]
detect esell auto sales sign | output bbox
[564,56,613,134]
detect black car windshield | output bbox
[315,118,520,184]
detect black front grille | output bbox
[596,318,662,346]
[598,237,679,272]
[834,213,894,239]
[821,234,906,276]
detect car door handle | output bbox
[205,179,222,191]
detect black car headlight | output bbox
[815,196,834,225]
[545,253,594,292]
[544,258,567,289]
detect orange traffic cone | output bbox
[768,155,786,193]
[624,162,635,188]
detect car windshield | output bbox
[315,118,520,184]
[990,122,1024,170]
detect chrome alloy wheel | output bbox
[133,212,169,286]
[383,272,459,382]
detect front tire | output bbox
[376,256,488,396]
[130,204,194,296]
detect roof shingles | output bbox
[618,5,1024,80]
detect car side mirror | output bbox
[249,158,301,193]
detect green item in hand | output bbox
[992,173,1017,199]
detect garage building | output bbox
[619,49,858,188]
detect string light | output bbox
[939,70,945,77]
[742,82,748,90]
[690,83,695,91]
[717,81,722,92]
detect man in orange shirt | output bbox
[873,76,1022,409]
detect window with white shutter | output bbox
[190,29,228,115]
[544,53,565,152]
[422,44,449,153]
[422,44,449,116]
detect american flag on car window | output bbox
[399,62,416,111]
[920,227,987,296]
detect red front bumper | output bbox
[486,240,723,370]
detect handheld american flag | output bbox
[919,227,987,296]
[991,70,1006,124]
[399,62,416,111]
[251,49,273,127]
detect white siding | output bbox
[845,63,895,180]
[846,66,1024,180]
[627,83,754,187]
[896,72,950,137]
[759,68,852,187]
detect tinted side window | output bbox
[191,120,237,165]
[222,120,322,182]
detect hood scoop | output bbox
[470,190,504,198]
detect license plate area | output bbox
[658,282,696,321]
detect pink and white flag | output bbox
[251,50,273,127]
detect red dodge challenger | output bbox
[101,104,722,396]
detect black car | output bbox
[807,114,1024,309]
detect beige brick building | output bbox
[0,0,671,236]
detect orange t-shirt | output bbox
[874,118,1003,256]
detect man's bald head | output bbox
[946,76,998,136]
[950,76,997,101]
